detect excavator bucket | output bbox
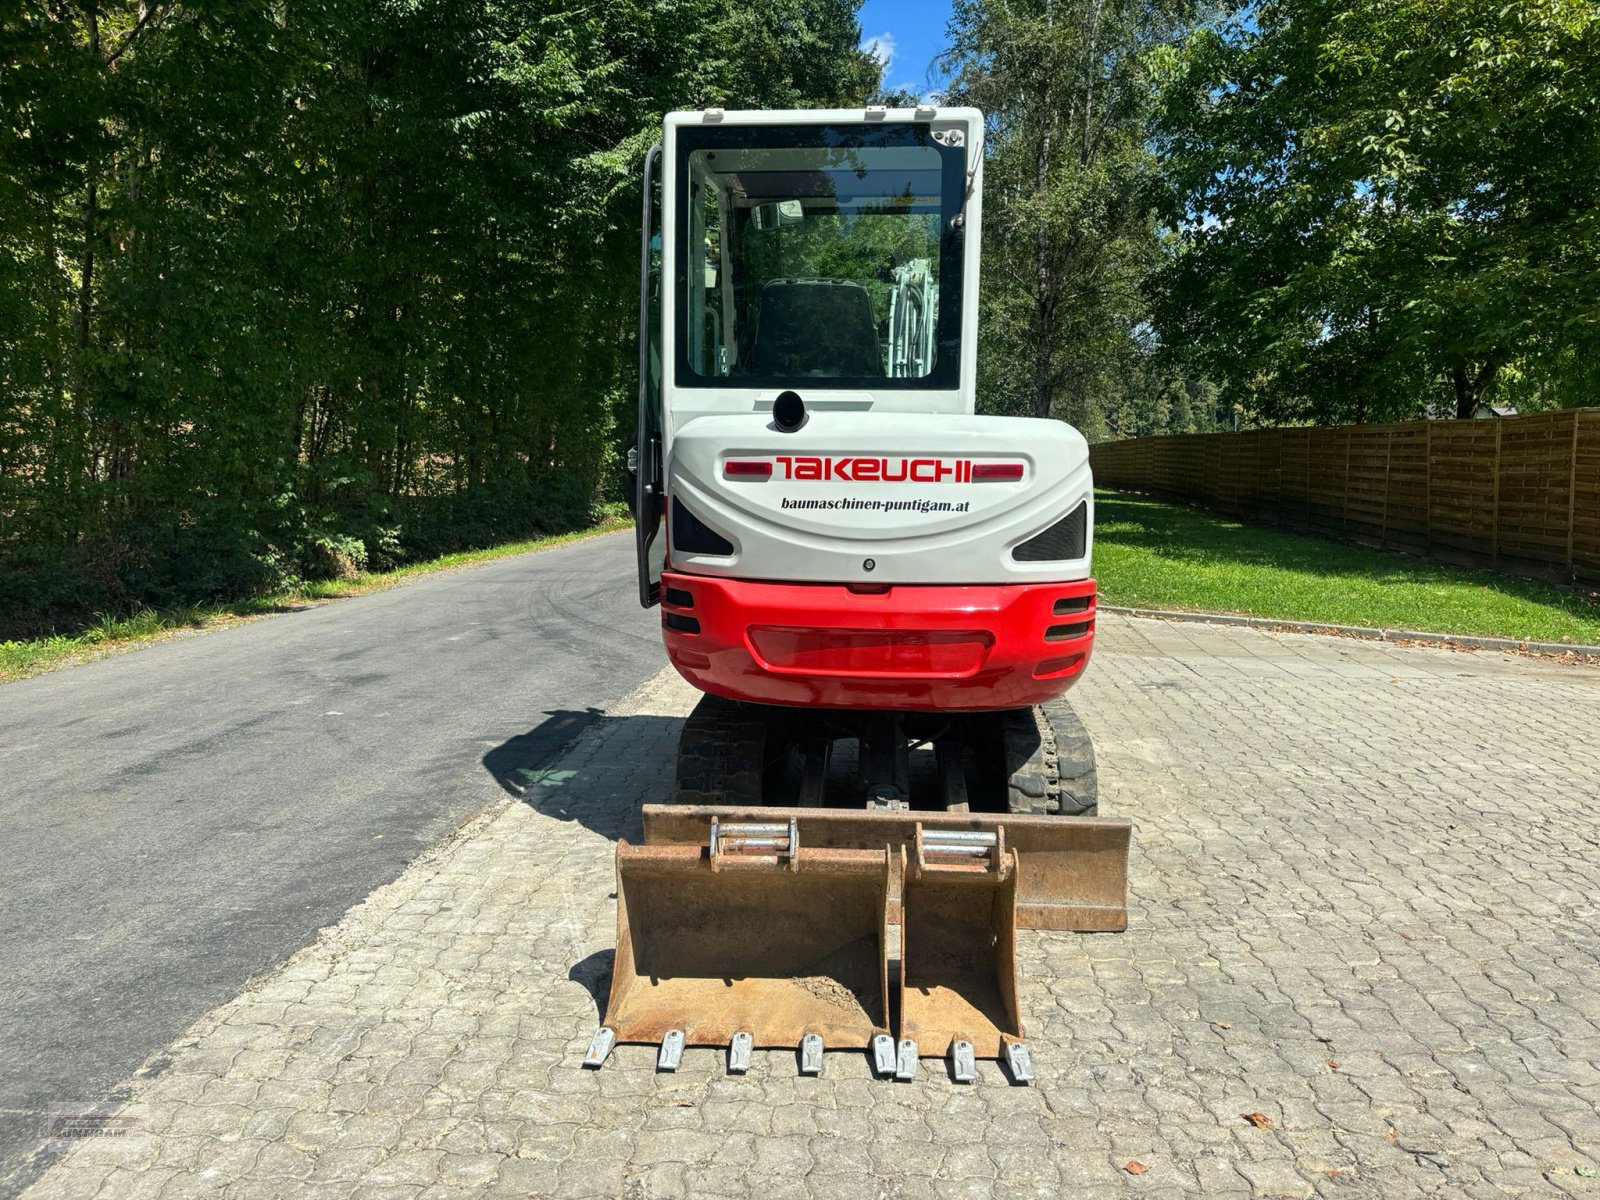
[642,805,1130,931]
[900,828,1025,1075]
[586,808,1128,1076]
[589,820,893,1069]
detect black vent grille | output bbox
[1013,501,1088,562]
[671,496,734,556]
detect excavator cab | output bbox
[604,108,1129,1083]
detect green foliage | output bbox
[1154,0,1600,424]
[0,0,875,638]
[941,0,1203,437]
[1101,346,1227,438]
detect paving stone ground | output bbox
[18,616,1600,1199]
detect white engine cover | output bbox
[666,411,1094,585]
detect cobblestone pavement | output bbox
[18,617,1600,1199]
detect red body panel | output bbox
[660,571,1096,711]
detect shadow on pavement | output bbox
[481,709,684,843]
[483,708,605,791]
[567,949,615,1023]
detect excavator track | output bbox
[1001,698,1097,817]
[673,695,779,806]
[672,693,1098,816]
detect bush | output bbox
[303,532,369,581]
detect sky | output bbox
[858,0,956,100]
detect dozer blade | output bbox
[900,827,1023,1062]
[600,826,893,1057]
[642,804,1130,931]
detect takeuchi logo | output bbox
[776,456,992,483]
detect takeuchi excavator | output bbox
[587,106,1131,1084]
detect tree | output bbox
[940,0,1200,437]
[0,0,877,635]
[1101,337,1224,438]
[1154,0,1600,423]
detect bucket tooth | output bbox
[871,1033,896,1077]
[894,1039,919,1082]
[1004,1040,1034,1085]
[951,1040,976,1084]
[657,1030,685,1073]
[900,827,1024,1063]
[600,839,892,1058]
[582,1027,616,1069]
[799,1033,824,1076]
[728,1032,754,1074]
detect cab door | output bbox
[634,143,666,607]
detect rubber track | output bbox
[673,694,770,806]
[1004,698,1097,817]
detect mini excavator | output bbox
[587,106,1131,1084]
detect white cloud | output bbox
[862,31,897,74]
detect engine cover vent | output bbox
[671,496,734,556]
[1012,501,1087,563]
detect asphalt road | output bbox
[0,531,662,1197]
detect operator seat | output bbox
[752,279,884,378]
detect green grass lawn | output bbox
[1094,490,1600,646]
[0,515,631,684]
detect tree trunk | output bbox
[1032,0,1055,420]
[1080,0,1106,168]
[1450,362,1500,420]
[73,8,100,427]
[1032,256,1052,419]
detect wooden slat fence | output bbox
[1089,409,1600,585]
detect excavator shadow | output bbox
[481,710,686,843]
